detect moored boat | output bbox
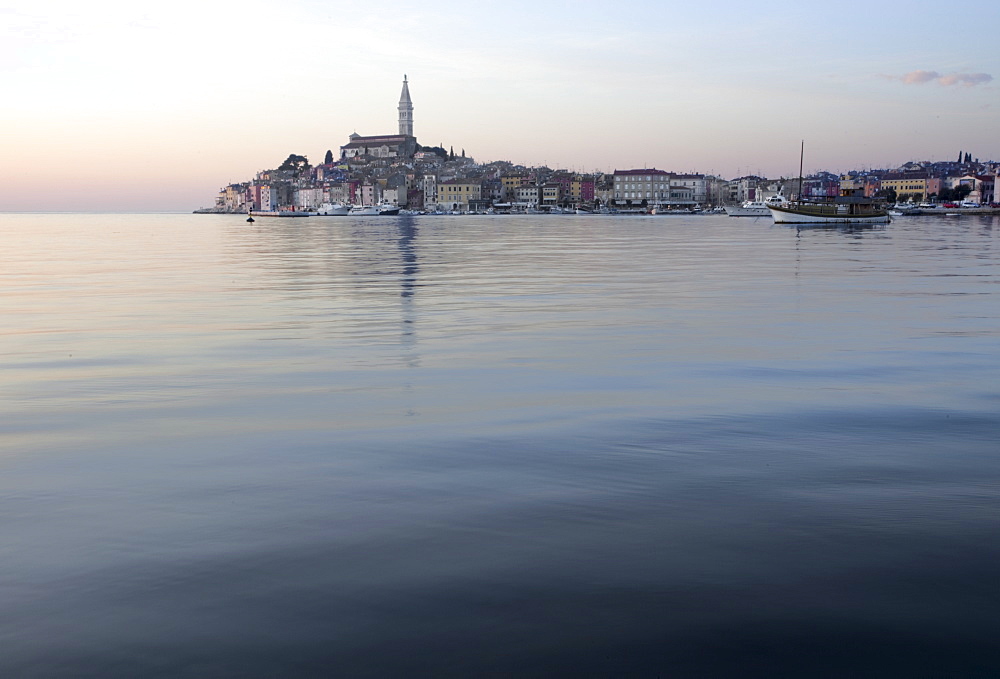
[348,203,401,216]
[768,192,889,224]
[725,196,787,216]
[316,202,350,216]
[769,142,889,225]
[888,204,920,217]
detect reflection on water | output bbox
[1,213,999,677]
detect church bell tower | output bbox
[398,75,413,137]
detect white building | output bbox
[515,185,540,207]
[423,175,438,206]
[612,169,671,205]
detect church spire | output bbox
[398,75,413,137]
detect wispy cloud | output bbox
[886,70,993,87]
[937,72,993,86]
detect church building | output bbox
[340,76,417,160]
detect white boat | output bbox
[316,202,350,216]
[348,203,400,216]
[888,204,920,216]
[725,196,787,216]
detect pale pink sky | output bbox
[1,0,996,211]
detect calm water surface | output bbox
[2,213,999,677]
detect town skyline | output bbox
[2,0,997,212]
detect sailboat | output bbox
[767,142,889,225]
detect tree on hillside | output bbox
[278,154,310,177]
[417,144,448,159]
[324,149,333,165]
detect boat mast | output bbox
[797,140,804,200]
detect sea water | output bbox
[2,213,999,677]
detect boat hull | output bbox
[768,204,889,225]
[724,207,770,217]
[316,204,350,216]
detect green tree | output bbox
[278,154,310,177]
[876,187,897,202]
[324,149,333,164]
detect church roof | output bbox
[341,134,413,149]
[399,75,412,106]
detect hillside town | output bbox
[201,77,999,215]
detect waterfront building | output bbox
[385,173,411,206]
[667,184,694,205]
[438,178,482,212]
[613,169,671,205]
[260,185,278,212]
[926,176,942,199]
[327,182,356,205]
[595,179,614,207]
[957,174,995,204]
[881,172,929,201]
[500,175,529,199]
[482,178,504,204]
[294,187,324,210]
[672,174,707,204]
[355,183,379,206]
[541,183,562,206]
[515,185,540,208]
[423,175,438,207]
[217,183,247,212]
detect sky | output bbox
[2,0,998,211]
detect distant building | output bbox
[881,172,929,201]
[439,178,482,211]
[340,76,417,161]
[671,174,707,204]
[613,169,671,205]
[515,185,540,207]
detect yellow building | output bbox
[500,175,528,198]
[880,173,928,201]
[438,179,482,211]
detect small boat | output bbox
[348,203,400,216]
[316,202,350,216]
[725,196,787,217]
[888,204,920,217]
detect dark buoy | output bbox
[246,216,255,223]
